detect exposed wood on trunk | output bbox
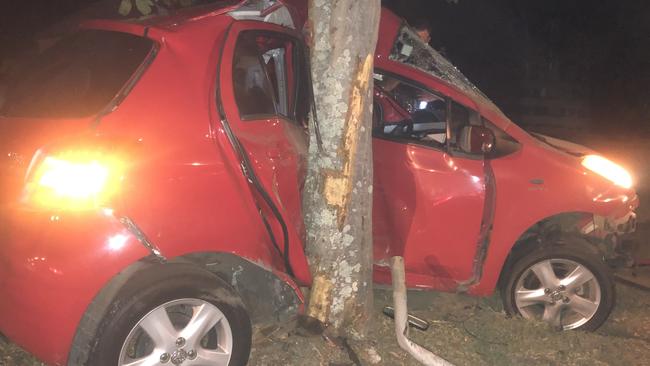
[303,0,380,338]
[322,54,374,229]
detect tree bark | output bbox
[303,0,380,338]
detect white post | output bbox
[390,256,454,366]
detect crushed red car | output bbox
[371,12,637,332]
[0,1,638,365]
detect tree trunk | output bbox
[303,0,380,338]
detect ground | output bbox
[2,131,650,365]
[6,282,649,366]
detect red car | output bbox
[370,12,637,332]
[0,1,637,365]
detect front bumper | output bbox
[594,209,637,236]
[0,208,148,365]
[585,195,639,266]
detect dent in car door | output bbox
[372,75,486,288]
[218,21,310,284]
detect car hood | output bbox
[123,0,307,32]
[531,133,596,158]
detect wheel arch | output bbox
[495,211,602,290]
[68,251,303,366]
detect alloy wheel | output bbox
[118,298,233,366]
[514,258,601,330]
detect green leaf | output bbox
[135,0,154,15]
[118,0,133,16]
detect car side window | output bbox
[233,32,308,125]
[232,33,276,118]
[373,73,447,149]
[482,117,521,158]
[262,47,289,116]
[448,101,481,153]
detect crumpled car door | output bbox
[217,21,311,285]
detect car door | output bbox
[218,21,311,283]
[372,72,487,288]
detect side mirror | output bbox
[458,125,495,155]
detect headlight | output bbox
[581,154,632,189]
[23,151,124,210]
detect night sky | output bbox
[2,0,649,132]
[384,0,650,132]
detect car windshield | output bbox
[0,30,154,119]
[389,23,507,120]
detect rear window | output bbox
[0,30,154,118]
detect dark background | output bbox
[2,0,650,134]
[384,0,650,135]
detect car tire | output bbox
[501,238,615,331]
[85,264,251,366]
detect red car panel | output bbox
[372,138,487,284]
[471,132,638,295]
[0,209,149,365]
[93,15,293,272]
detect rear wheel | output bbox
[119,298,234,365]
[86,265,251,366]
[501,241,615,331]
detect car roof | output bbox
[81,0,305,38]
[377,7,513,128]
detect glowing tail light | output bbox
[24,151,124,210]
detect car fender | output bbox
[0,209,150,366]
[67,251,304,366]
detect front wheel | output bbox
[86,265,252,366]
[501,241,615,331]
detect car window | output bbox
[233,32,308,126]
[482,117,521,158]
[0,30,154,118]
[232,33,277,118]
[373,73,447,149]
[448,101,480,152]
[388,23,503,114]
[262,46,289,116]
